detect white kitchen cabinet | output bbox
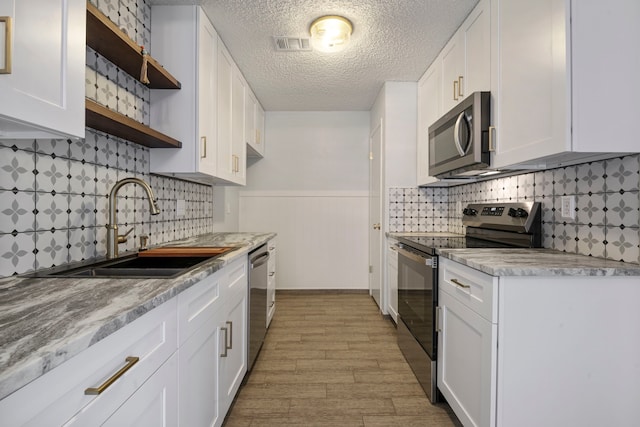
[0,0,85,139]
[438,261,498,427]
[416,0,490,186]
[440,0,491,113]
[386,238,398,322]
[0,299,178,427]
[490,0,640,169]
[246,88,265,158]
[216,41,246,185]
[178,255,247,427]
[150,6,218,180]
[218,257,248,416]
[267,238,277,327]
[438,256,640,427]
[416,62,441,186]
[101,353,178,427]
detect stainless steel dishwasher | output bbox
[247,244,269,371]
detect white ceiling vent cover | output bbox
[273,36,311,52]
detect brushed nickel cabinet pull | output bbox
[226,320,233,349]
[453,80,458,101]
[220,327,229,357]
[85,356,139,395]
[488,126,496,152]
[457,76,464,98]
[0,16,12,74]
[200,136,207,158]
[451,278,471,289]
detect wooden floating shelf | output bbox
[86,99,182,149]
[86,2,181,90]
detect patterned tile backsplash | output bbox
[0,0,213,277]
[390,154,640,264]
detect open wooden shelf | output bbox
[86,99,182,149]
[86,2,181,89]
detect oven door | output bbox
[396,244,437,359]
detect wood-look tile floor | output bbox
[224,292,461,427]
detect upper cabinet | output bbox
[150,6,220,181]
[440,0,491,113]
[491,0,640,169]
[0,0,85,139]
[416,62,441,186]
[215,41,246,185]
[416,0,490,185]
[246,88,265,158]
[150,5,253,185]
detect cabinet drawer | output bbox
[177,268,224,345]
[440,257,497,322]
[0,299,177,427]
[225,257,248,296]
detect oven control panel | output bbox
[481,206,504,216]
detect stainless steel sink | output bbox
[33,248,236,279]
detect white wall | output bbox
[239,111,370,290]
[213,186,240,231]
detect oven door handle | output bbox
[396,245,432,266]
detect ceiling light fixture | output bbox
[309,15,353,53]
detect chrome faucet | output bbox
[106,177,160,259]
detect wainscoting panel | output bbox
[239,191,369,290]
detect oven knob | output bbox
[463,208,477,216]
[508,208,528,218]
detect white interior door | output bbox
[369,120,383,309]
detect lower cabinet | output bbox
[0,256,250,427]
[267,238,277,327]
[386,238,398,322]
[438,257,640,427]
[177,255,248,427]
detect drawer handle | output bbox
[220,326,229,357]
[0,16,12,74]
[269,272,275,277]
[226,320,233,350]
[451,278,471,289]
[85,356,139,395]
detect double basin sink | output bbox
[36,247,238,279]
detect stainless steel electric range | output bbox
[395,201,542,403]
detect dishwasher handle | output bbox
[250,251,270,268]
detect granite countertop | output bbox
[387,232,464,238]
[437,248,640,277]
[0,232,275,401]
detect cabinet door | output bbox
[219,289,248,417]
[231,66,246,184]
[216,40,234,181]
[245,89,257,147]
[0,0,85,139]
[416,62,441,186]
[461,0,490,96]
[179,314,222,427]
[101,354,178,427]
[255,102,265,155]
[386,242,398,322]
[440,34,464,112]
[197,8,218,176]
[491,0,569,168]
[438,291,497,427]
[267,240,276,327]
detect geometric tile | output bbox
[576,225,606,259]
[605,191,639,229]
[605,227,640,264]
[0,190,35,233]
[553,166,577,196]
[35,229,69,269]
[605,156,640,194]
[35,193,69,231]
[575,193,606,226]
[0,146,36,191]
[576,161,605,195]
[0,232,36,276]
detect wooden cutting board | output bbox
[138,247,235,257]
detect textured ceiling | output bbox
[148,0,479,111]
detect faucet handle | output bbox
[117,227,134,244]
[139,234,149,251]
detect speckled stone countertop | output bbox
[437,248,640,277]
[387,232,464,238]
[0,232,275,400]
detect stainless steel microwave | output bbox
[428,91,491,178]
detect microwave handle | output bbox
[453,112,469,156]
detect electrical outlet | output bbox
[561,195,576,219]
[176,199,185,218]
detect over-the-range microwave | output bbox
[428,91,491,179]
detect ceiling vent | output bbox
[273,36,312,52]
